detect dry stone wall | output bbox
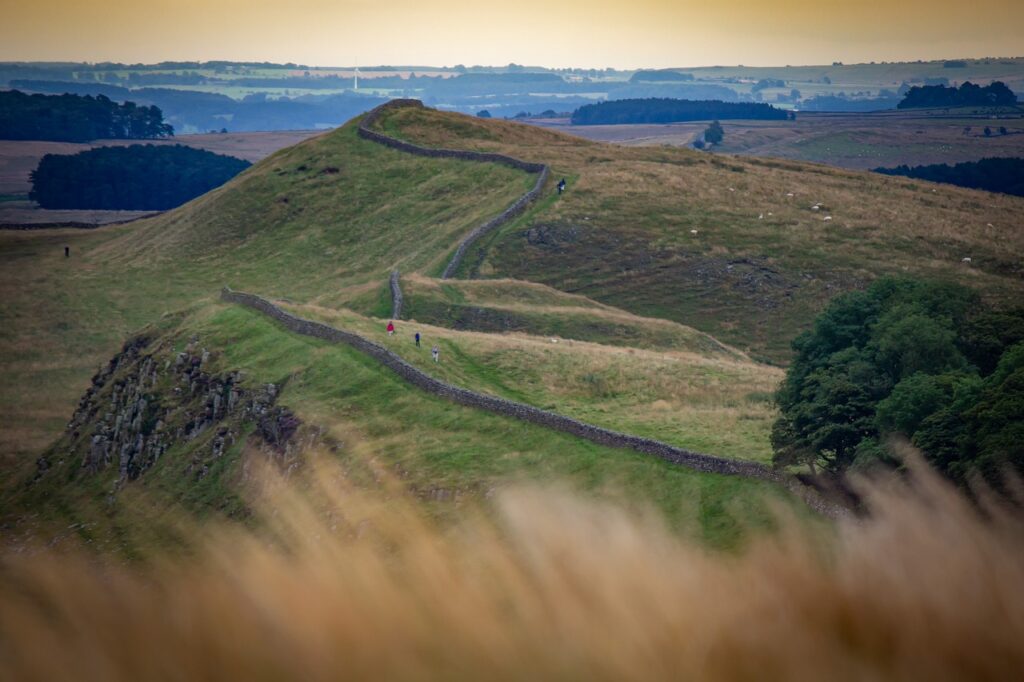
[357,99,550,279]
[390,270,403,320]
[221,287,848,519]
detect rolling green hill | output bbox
[3,101,1022,551]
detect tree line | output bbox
[897,81,1017,109]
[875,157,1024,197]
[29,144,250,210]
[772,278,1024,489]
[570,98,790,125]
[0,90,173,142]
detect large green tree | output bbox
[773,277,1024,486]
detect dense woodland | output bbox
[0,90,172,142]
[875,157,1024,197]
[570,98,789,125]
[897,81,1017,109]
[29,144,250,210]
[772,278,1024,487]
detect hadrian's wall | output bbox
[221,287,849,520]
[357,99,550,279]
[390,270,403,320]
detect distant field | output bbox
[533,111,1024,170]
[0,201,155,226]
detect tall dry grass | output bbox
[1,450,1022,681]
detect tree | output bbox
[984,127,992,137]
[476,110,491,118]
[703,120,724,145]
[29,144,249,210]
[874,158,1024,198]
[897,81,1017,109]
[0,90,172,142]
[570,98,787,125]
[772,277,1024,486]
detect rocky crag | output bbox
[36,333,307,491]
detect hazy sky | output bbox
[2,0,1022,68]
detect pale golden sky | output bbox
[2,0,1022,67]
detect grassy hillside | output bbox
[375,105,1024,362]
[0,118,531,464]
[2,302,792,553]
[1,106,803,552]
[282,301,780,462]
[396,274,742,355]
[5,101,1021,548]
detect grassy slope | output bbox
[397,273,742,356]
[379,106,1024,363]
[9,102,1019,548]
[3,303,792,552]
[282,301,780,462]
[0,118,531,464]
[1,108,798,551]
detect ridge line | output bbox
[357,99,550,279]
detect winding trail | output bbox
[224,100,850,519]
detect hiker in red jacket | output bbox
[386,321,395,336]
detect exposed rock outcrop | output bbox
[57,334,303,488]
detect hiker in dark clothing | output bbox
[557,178,566,195]
[64,246,69,258]
[415,332,421,347]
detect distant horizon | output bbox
[3,56,1023,72]
[3,0,1022,70]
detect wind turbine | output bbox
[354,57,359,91]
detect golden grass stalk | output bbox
[1,450,1022,681]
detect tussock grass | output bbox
[2,453,1021,681]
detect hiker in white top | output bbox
[431,345,439,363]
